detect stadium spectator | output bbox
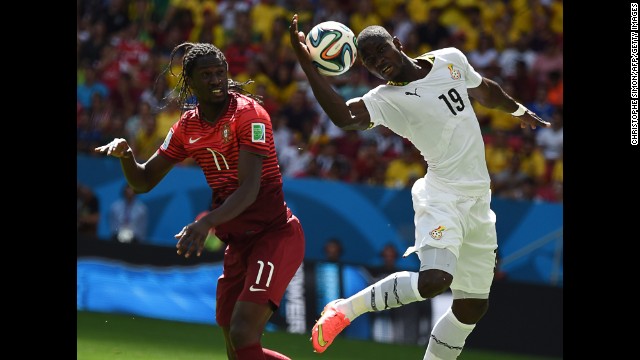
[323,237,344,262]
[531,36,564,85]
[216,0,251,36]
[384,3,414,44]
[132,109,164,162]
[468,33,499,74]
[498,36,536,79]
[154,97,183,139]
[77,64,109,109]
[349,0,383,39]
[109,72,143,120]
[545,70,563,108]
[484,130,515,176]
[94,42,305,360]
[234,57,277,102]
[536,107,563,180]
[101,0,130,36]
[249,0,287,43]
[349,138,382,183]
[278,132,314,178]
[517,136,547,186]
[507,60,538,105]
[278,88,318,143]
[109,184,149,244]
[77,106,103,154]
[78,19,109,67]
[313,0,349,26]
[333,129,363,162]
[370,126,404,162]
[491,153,530,198]
[124,101,154,144]
[139,74,173,114]
[188,3,225,49]
[315,141,340,177]
[77,182,101,239]
[384,145,426,189]
[525,87,556,124]
[414,7,451,52]
[77,0,563,206]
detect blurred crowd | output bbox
[77,0,563,203]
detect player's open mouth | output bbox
[211,89,223,95]
[381,65,392,76]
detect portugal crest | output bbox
[222,123,231,143]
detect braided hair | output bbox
[165,42,263,111]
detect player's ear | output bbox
[393,37,403,51]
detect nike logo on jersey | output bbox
[249,285,267,292]
[404,88,420,97]
[189,137,202,144]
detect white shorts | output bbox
[405,178,498,295]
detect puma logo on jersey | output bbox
[404,88,420,97]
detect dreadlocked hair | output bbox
[166,42,263,111]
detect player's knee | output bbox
[417,269,453,298]
[452,298,489,324]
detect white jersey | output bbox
[361,47,491,196]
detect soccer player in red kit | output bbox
[95,42,305,360]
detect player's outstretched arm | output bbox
[288,14,370,130]
[94,138,174,193]
[468,77,551,130]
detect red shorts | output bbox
[215,214,305,327]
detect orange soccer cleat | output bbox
[310,299,351,353]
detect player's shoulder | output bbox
[233,92,269,118]
[177,108,197,126]
[234,92,261,108]
[418,47,467,64]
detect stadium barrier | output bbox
[77,236,562,357]
[78,154,562,287]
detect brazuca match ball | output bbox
[305,21,357,77]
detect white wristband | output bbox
[510,103,527,117]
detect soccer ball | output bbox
[305,21,358,77]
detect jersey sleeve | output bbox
[360,89,402,129]
[236,103,271,157]
[157,118,189,162]
[452,47,483,88]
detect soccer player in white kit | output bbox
[289,15,550,359]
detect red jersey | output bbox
[158,93,288,242]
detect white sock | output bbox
[335,271,424,321]
[423,308,475,360]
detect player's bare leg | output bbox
[228,301,291,360]
[222,327,237,360]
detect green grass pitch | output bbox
[77,311,561,360]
